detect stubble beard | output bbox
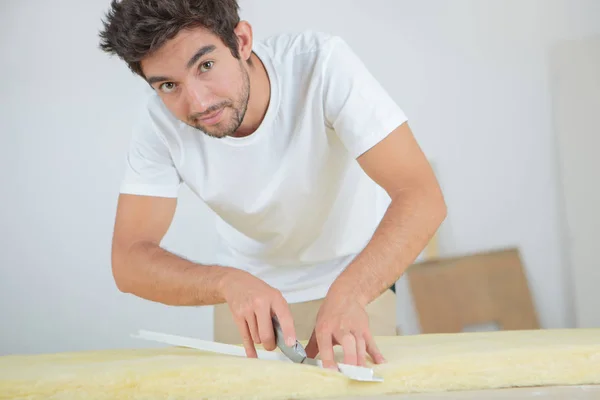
[188,62,250,139]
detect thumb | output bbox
[304,329,319,358]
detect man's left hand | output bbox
[304,290,386,369]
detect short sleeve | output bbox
[322,36,408,158]
[119,111,182,198]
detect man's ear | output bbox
[234,20,254,62]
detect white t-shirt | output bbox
[120,31,408,303]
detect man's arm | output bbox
[305,122,446,368]
[111,193,233,306]
[111,193,298,355]
[329,121,447,305]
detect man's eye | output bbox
[159,82,177,93]
[199,61,214,73]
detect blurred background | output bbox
[0,0,598,355]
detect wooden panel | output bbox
[406,248,539,333]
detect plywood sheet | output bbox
[407,248,539,333]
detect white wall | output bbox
[549,35,600,328]
[1,0,599,355]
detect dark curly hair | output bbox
[98,0,242,77]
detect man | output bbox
[99,0,446,370]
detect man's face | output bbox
[141,28,250,138]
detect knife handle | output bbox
[272,316,306,363]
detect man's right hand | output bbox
[111,193,296,356]
[220,269,297,358]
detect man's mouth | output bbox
[196,107,224,126]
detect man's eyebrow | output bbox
[145,45,217,85]
[186,45,217,69]
[147,76,171,85]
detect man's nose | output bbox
[184,84,210,114]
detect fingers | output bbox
[271,298,297,347]
[232,291,295,354]
[340,333,357,366]
[365,331,386,364]
[246,313,261,345]
[304,329,318,359]
[256,307,276,351]
[356,335,367,367]
[316,329,337,370]
[234,318,257,358]
[308,329,371,368]
[335,331,379,367]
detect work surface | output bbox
[1,328,599,399]
[332,385,600,399]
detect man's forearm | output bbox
[112,241,236,306]
[328,188,446,306]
